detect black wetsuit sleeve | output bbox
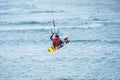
[50,34,54,40]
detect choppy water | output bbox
[0,0,120,80]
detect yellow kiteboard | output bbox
[48,37,70,53]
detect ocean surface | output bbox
[0,0,120,80]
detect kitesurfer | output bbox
[50,32,63,49]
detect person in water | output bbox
[50,32,62,49]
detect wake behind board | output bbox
[48,37,70,53]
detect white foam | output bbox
[0,26,51,31]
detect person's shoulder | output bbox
[52,38,55,40]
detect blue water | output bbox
[0,0,120,80]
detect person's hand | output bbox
[52,32,54,34]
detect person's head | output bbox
[55,34,59,38]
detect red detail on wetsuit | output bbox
[52,38,60,45]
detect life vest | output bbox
[52,38,61,46]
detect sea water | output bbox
[0,0,120,80]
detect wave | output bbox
[0,26,102,31]
[0,25,101,31]
[0,26,51,31]
[0,39,120,46]
[0,13,10,15]
[102,22,120,25]
[0,21,51,26]
[0,39,48,45]
[71,39,120,44]
[0,21,78,26]
[0,10,65,15]
[30,10,65,14]
[0,21,102,31]
[0,5,15,10]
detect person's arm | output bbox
[50,32,54,40]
